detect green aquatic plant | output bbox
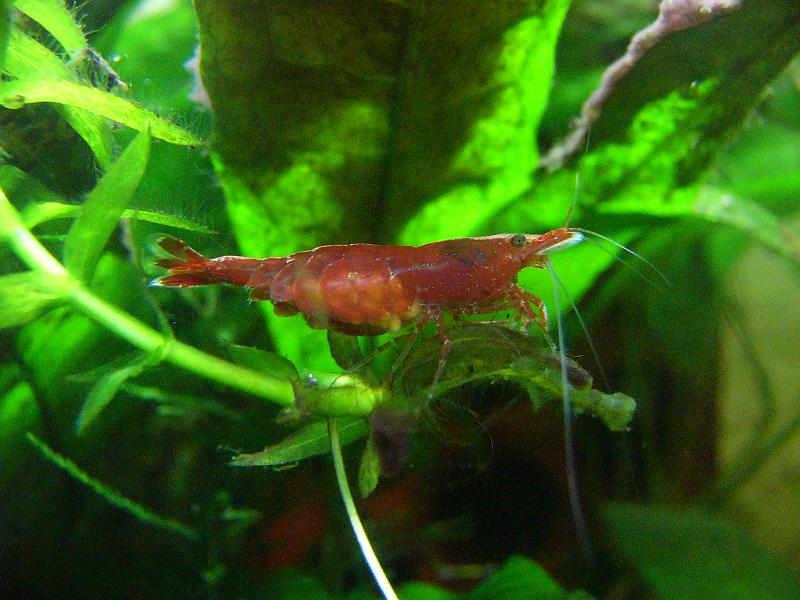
[2,0,800,598]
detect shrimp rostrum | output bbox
[153,229,583,387]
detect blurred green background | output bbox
[1,0,799,598]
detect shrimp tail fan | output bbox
[152,236,217,287]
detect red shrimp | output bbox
[152,229,583,369]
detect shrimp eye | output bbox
[510,234,527,247]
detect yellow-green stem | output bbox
[0,188,294,406]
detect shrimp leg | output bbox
[386,312,432,384]
[427,309,452,402]
[508,285,549,337]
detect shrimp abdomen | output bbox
[153,237,275,289]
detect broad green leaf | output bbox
[230,418,368,468]
[26,432,198,541]
[0,366,40,478]
[0,0,10,72]
[399,555,593,599]
[13,0,85,52]
[4,29,113,168]
[75,352,159,435]
[606,503,800,600]
[694,187,799,261]
[227,343,299,382]
[22,200,214,233]
[0,271,64,328]
[256,570,330,600]
[327,329,366,371]
[64,128,150,282]
[0,79,202,146]
[357,434,380,498]
[397,0,572,245]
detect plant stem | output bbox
[327,419,398,600]
[0,189,294,406]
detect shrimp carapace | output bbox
[152,230,582,337]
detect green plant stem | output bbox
[0,190,294,406]
[327,419,398,600]
[26,432,198,541]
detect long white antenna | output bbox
[547,258,593,558]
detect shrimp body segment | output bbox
[153,229,581,336]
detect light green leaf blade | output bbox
[397,0,572,245]
[0,0,10,72]
[75,352,157,435]
[606,503,800,600]
[4,29,113,168]
[227,343,299,382]
[230,418,368,468]
[327,329,366,372]
[0,272,64,328]
[120,209,214,234]
[22,200,214,234]
[358,434,380,498]
[64,128,151,282]
[0,79,202,146]
[13,0,85,52]
[694,187,799,261]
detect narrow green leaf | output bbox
[0,79,202,146]
[358,434,380,498]
[119,383,241,421]
[327,329,366,371]
[75,352,158,435]
[606,503,800,600]
[121,209,215,234]
[13,0,86,52]
[5,26,67,76]
[230,418,368,468]
[21,201,77,227]
[0,164,63,205]
[26,432,198,541]
[227,343,299,382]
[21,200,214,233]
[4,29,113,168]
[64,128,151,282]
[0,271,64,328]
